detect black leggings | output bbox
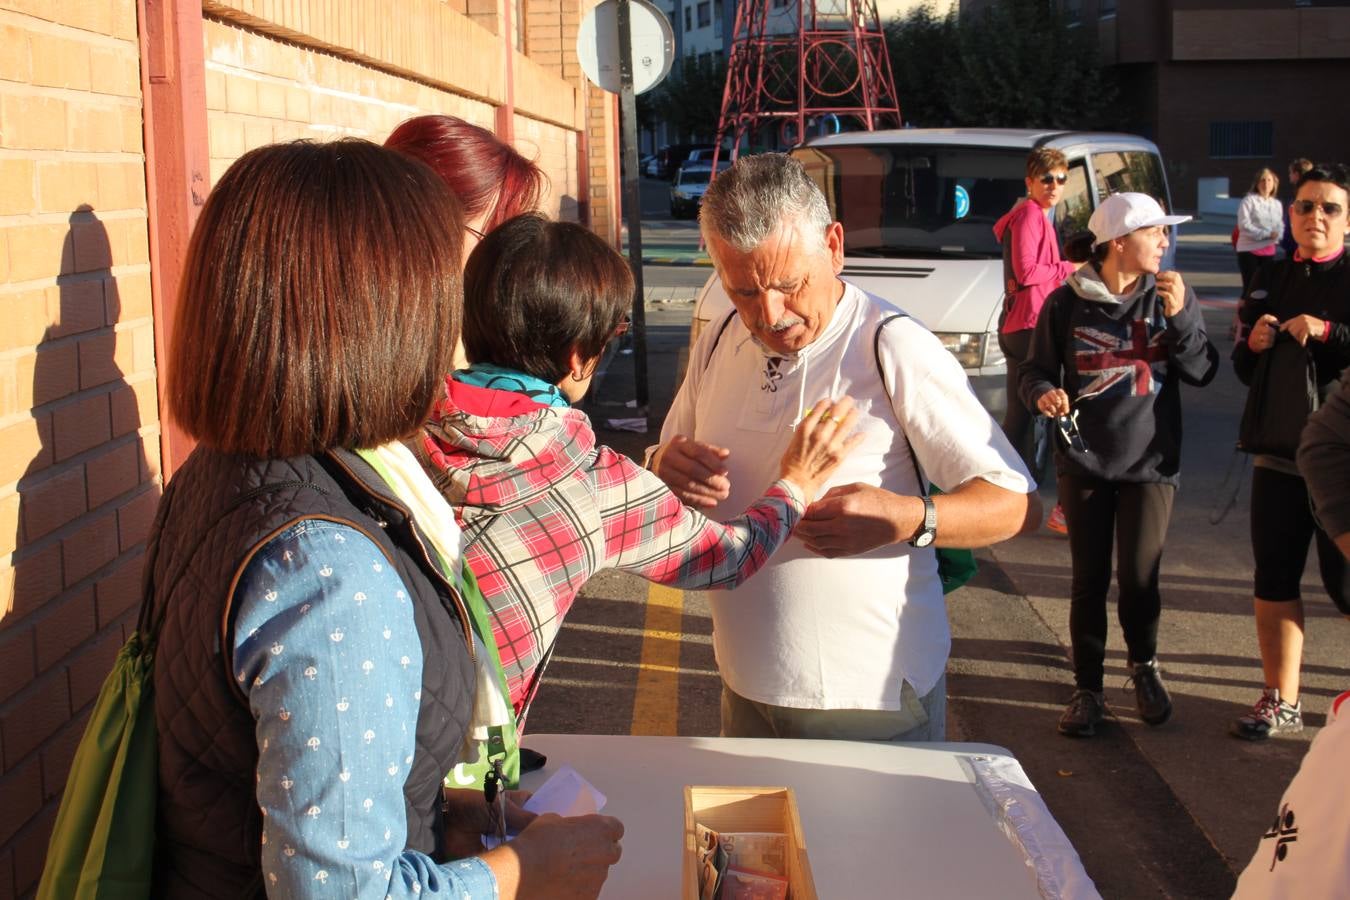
[1000,328,1037,472]
[1237,251,1272,294]
[1250,465,1350,611]
[1058,474,1177,691]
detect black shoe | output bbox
[1058,689,1105,737]
[1126,658,1172,726]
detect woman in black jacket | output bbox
[148,140,623,898]
[1230,164,1350,742]
[1020,192,1218,738]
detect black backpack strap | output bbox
[700,309,739,376]
[873,313,929,497]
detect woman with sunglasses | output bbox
[994,148,1081,534]
[1020,193,1218,738]
[1231,164,1350,742]
[417,213,863,726]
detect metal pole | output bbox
[615,0,649,416]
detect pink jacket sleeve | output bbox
[1010,202,1076,288]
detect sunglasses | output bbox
[1038,173,1069,186]
[1055,409,1088,454]
[612,316,631,338]
[1291,200,1345,218]
[466,225,487,240]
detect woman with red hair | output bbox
[386,114,546,261]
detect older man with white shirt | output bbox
[651,153,1039,740]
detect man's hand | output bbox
[652,434,732,508]
[1155,270,1186,317]
[796,483,919,558]
[1281,314,1326,347]
[493,812,625,899]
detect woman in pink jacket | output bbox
[993,147,1079,533]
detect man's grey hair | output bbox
[699,153,832,252]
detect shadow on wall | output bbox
[2,205,155,895]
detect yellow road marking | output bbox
[630,583,684,735]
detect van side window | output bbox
[1054,159,1093,247]
[1091,151,1167,207]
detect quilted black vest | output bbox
[146,447,475,898]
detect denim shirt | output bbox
[232,519,498,898]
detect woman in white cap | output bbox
[1019,192,1219,738]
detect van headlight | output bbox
[673,189,689,199]
[934,332,1004,369]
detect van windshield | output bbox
[793,144,1030,259]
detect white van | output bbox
[689,129,1178,418]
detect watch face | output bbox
[913,531,935,548]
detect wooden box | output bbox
[682,786,818,900]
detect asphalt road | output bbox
[525,178,1350,898]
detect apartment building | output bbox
[961,0,1350,208]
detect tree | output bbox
[885,0,1116,130]
[639,55,729,143]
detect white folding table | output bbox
[520,734,1098,899]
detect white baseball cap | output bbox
[1088,192,1191,247]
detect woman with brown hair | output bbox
[994,147,1081,533]
[419,213,862,726]
[150,140,622,898]
[1235,167,1283,290]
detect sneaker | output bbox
[1058,689,1105,737]
[1125,658,1173,725]
[1232,688,1304,741]
[1046,504,1068,535]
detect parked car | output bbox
[670,160,731,218]
[643,153,662,178]
[657,143,714,179]
[687,128,1177,420]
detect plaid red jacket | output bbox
[420,378,804,723]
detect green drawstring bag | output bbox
[37,620,159,900]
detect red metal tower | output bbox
[711,0,901,169]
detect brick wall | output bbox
[202,2,593,220]
[0,1,615,894]
[202,17,499,187]
[0,1,158,895]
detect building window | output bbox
[1062,0,1081,25]
[697,0,711,27]
[714,0,723,37]
[772,0,788,9]
[1099,0,1116,16]
[685,6,692,31]
[1209,121,1274,159]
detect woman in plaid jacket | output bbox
[419,214,862,724]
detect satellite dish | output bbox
[576,0,675,95]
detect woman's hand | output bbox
[1281,314,1327,347]
[1156,270,1186,317]
[442,788,536,859]
[1036,388,1070,417]
[777,397,866,498]
[1247,314,1279,353]
[489,812,625,899]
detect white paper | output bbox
[523,763,607,817]
[481,764,606,849]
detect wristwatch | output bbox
[909,496,937,548]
